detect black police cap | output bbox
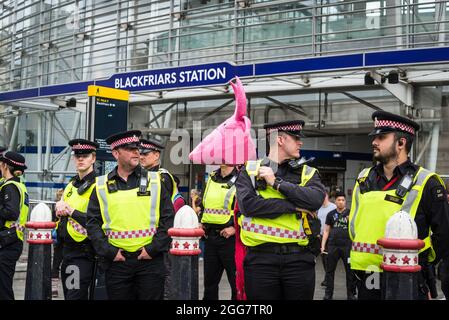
[263,120,305,138]
[369,111,420,136]
[68,139,99,155]
[140,138,164,154]
[106,130,142,150]
[0,151,27,170]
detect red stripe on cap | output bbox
[4,156,25,167]
[72,144,96,150]
[375,119,415,135]
[268,124,302,133]
[141,143,160,151]
[110,136,140,149]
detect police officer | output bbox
[139,138,185,211]
[0,151,29,300]
[0,146,6,183]
[201,164,238,300]
[55,139,99,300]
[349,110,449,300]
[86,130,174,300]
[235,120,325,300]
[321,191,356,300]
[139,138,184,300]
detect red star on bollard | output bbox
[383,255,387,262]
[36,233,42,239]
[413,257,418,264]
[45,233,51,239]
[193,242,198,249]
[173,241,179,249]
[183,242,190,249]
[402,255,410,265]
[389,255,397,264]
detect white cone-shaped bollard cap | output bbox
[173,205,200,228]
[29,202,52,222]
[26,202,56,244]
[168,205,205,256]
[384,210,418,239]
[377,210,424,273]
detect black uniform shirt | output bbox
[0,177,22,228]
[236,158,325,219]
[325,208,351,245]
[200,168,238,230]
[86,165,174,261]
[368,159,449,262]
[148,164,174,200]
[59,170,96,244]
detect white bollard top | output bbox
[173,205,200,229]
[29,202,52,222]
[384,210,418,239]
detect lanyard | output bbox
[382,175,399,191]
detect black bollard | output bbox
[24,203,56,300]
[377,211,424,300]
[168,205,204,300]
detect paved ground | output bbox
[13,245,444,300]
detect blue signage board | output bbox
[1,46,449,103]
[96,62,253,92]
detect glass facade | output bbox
[1,0,449,200]
[2,0,449,90]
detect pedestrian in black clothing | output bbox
[321,191,356,300]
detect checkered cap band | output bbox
[374,119,415,135]
[11,223,24,232]
[352,242,382,254]
[110,136,140,149]
[72,144,96,151]
[268,124,302,133]
[106,228,156,239]
[141,143,161,151]
[4,156,25,167]
[69,219,87,236]
[204,208,230,215]
[241,221,307,239]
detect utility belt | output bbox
[0,227,19,249]
[247,243,310,255]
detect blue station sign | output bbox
[1,46,449,103]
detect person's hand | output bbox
[113,249,126,262]
[220,226,236,239]
[55,200,69,217]
[137,247,152,260]
[258,167,276,186]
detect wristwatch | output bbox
[273,177,283,191]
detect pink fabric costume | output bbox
[189,77,255,300]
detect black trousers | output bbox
[51,240,64,279]
[61,244,95,300]
[203,233,236,300]
[325,244,356,298]
[0,240,23,300]
[105,254,166,300]
[244,249,315,300]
